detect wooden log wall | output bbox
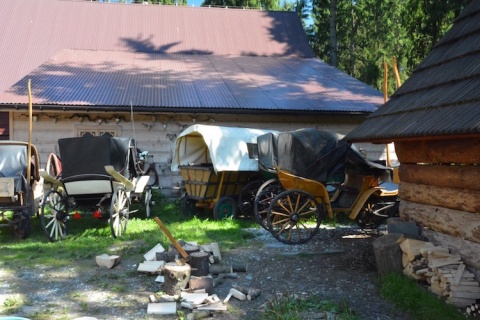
[396,137,480,246]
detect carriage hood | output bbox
[171,124,278,172]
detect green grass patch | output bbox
[260,294,361,320]
[380,273,466,320]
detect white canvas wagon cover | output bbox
[171,124,277,172]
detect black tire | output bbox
[267,189,322,245]
[356,198,399,229]
[110,186,130,238]
[254,179,282,230]
[238,179,263,217]
[12,211,31,239]
[213,196,238,220]
[40,190,69,242]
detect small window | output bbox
[247,143,258,159]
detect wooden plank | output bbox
[144,243,166,261]
[428,255,462,268]
[395,138,480,165]
[399,238,433,262]
[399,200,480,244]
[399,181,480,213]
[147,302,177,315]
[399,164,480,191]
[453,263,466,286]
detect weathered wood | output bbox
[399,181,480,213]
[189,276,214,295]
[96,254,121,269]
[399,238,434,262]
[189,252,210,277]
[163,262,191,295]
[395,138,480,165]
[400,200,480,244]
[372,233,404,276]
[399,164,480,191]
[209,264,233,275]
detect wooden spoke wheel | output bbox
[267,189,322,245]
[213,196,238,220]
[254,179,282,230]
[238,179,263,217]
[40,190,69,242]
[110,186,130,238]
[356,198,399,229]
[12,211,31,239]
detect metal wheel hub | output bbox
[290,213,300,223]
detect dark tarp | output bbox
[58,135,133,179]
[258,128,391,183]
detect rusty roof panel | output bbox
[2,50,383,113]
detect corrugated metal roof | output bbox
[1,50,383,113]
[346,1,480,142]
[0,0,383,114]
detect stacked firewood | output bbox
[399,238,480,308]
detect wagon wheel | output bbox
[238,179,263,217]
[213,196,238,220]
[356,198,399,230]
[267,189,322,245]
[40,189,69,242]
[181,194,201,217]
[144,166,159,188]
[254,179,282,230]
[110,186,130,238]
[12,211,31,239]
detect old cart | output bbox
[254,129,399,244]
[0,141,42,239]
[171,124,277,219]
[40,134,152,241]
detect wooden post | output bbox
[372,233,404,276]
[189,276,214,295]
[163,262,191,296]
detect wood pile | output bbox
[399,238,480,308]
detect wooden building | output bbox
[346,1,480,274]
[0,0,390,194]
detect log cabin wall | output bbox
[396,137,480,270]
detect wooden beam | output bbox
[399,181,480,213]
[399,200,480,244]
[395,139,480,164]
[399,164,480,191]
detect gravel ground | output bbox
[0,225,409,320]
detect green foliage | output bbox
[307,0,468,95]
[380,273,467,320]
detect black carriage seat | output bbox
[58,135,136,195]
[0,144,30,194]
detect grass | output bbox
[379,273,468,320]
[0,191,471,319]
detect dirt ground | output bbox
[0,225,410,320]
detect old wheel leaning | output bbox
[356,198,399,229]
[41,190,69,242]
[238,179,263,217]
[254,179,282,230]
[213,196,238,220]
[267,189,322,245]
[110,186,130,238]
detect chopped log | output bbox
[147,302,177,315]
[399,181,480,213]
[210,242,222,262]
[157,251,177,263]
[137,261,165,273]
[189,276,214,295]
[421,246,450,258]
[96,254,121,269]
[399,238,434,262]
[428,255,462,268]
[395,138,480,165]
[229,288,246,301]
[189,252,210,277]
[400,200,480,245]
[247,288,262,300]
[453,263,466,285]
[209,264,233,275]
[232,262,248,272]
[183,244,200,256]
[373,233,404,276]
[144,243,165,261]
[187,311,211,320]
[399,163,480,191]
[163,262,192,296]
[402,253,409,268]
